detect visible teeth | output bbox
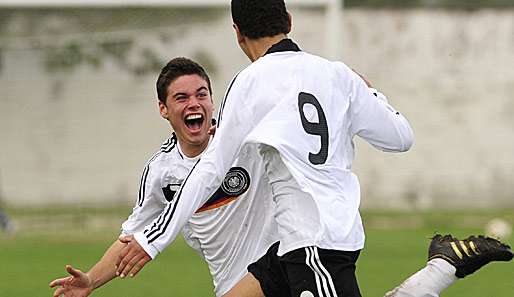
[186,114,202,120]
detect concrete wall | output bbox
[0,8,513,208]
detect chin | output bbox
[186,132,208,143]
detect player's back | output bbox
[244,51,361,194]
[238,48,413,253]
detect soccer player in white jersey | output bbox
[48,56,512,297]
[115,1,513,297]
[49,57,278,297]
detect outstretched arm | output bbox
[49,240,126,297]
[50,134,178,294]
[344,65,414,152]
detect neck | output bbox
[244,34,287,62]
[177,138,209,158]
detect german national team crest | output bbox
[196,167,250,213]
[221,167,250,196]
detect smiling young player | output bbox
[49,57,278,297]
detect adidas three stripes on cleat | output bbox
[428,234,513,278]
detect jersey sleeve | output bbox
[134,73,255,259]
[120,158,167,236]
[346,67,414,152]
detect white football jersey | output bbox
[122,134,277,296]
[136,39,413,260]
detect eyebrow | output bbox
[196,86,209,93]
[172,87,208,98]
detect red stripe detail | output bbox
[195,196,239,213]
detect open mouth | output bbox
[184,114,204,131]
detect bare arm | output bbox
[49,239,126,297]
[88,239,126,288]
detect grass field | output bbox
[1,208,513,297]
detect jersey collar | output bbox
[264,38,301,56]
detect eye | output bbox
[198,92,208,99]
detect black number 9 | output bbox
[298,92,329,165]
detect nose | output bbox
[187,96,201,109]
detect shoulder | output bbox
[301,52,351,73]
[300,53,356,85]
[159,133,178,154]
[217,68,254,125]
[228,66,255,89]
[143,134,180,170]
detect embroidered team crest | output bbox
[196,167,250,213]
[221,167,250,196]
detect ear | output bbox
[233,24,245,44]
[287,12,292,34]
[159,101,169,120]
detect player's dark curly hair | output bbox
[231,0,290,39]
[156,57,212,104]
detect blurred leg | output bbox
[223,273,266,297]
[384,259,457,297]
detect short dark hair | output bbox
[231,0,289,39]
[156,57,212,104]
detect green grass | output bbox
[0,209,513,297]
[360,228,514,297]
[0,231,213,296]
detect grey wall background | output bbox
[0,8,513,208]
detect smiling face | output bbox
[159,74,214,157]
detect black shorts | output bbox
[248,242,361,297]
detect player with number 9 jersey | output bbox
[134,39,413,266]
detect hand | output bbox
[49,265,93,297]
[208,118,217,136]
[208,125,216,136]
[116,235,151,278]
